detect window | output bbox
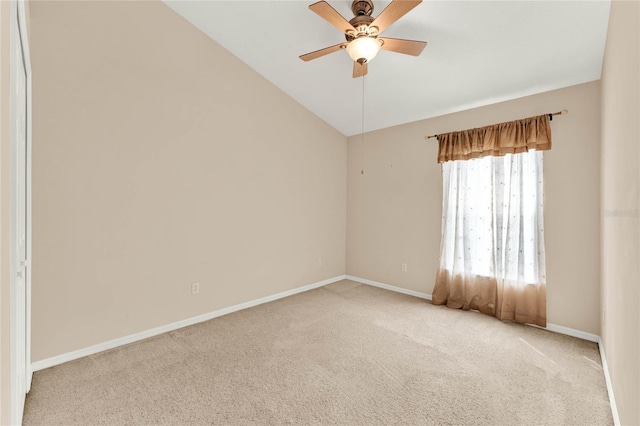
[433,149,546,326]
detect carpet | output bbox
[23,279,613,425]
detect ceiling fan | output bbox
[299,0,427,78]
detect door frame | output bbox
[21,0,33,394]
[9,0,32,423]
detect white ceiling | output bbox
[164,0,611,136]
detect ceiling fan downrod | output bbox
[351,0,374,17]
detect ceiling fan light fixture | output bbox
[346,36,381,64]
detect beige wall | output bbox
[600,1,640,424]
[347,81,602,334]
[29,1,347,362]
[14,0,640,422]
[23,0,640,421]
[1,1,12,422]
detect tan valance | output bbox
[437,114,552,163]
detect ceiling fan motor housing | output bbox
[347,0,376,41]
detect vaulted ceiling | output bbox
[164,0,611,136]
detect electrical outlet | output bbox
[191,282,200,295]
[317,257,322,267]
[401,263,408,272]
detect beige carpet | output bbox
[24,280,613,425]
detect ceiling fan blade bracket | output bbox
[345,29,358,40]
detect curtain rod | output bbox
[424,109,568,140]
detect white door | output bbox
[10,0,31,424]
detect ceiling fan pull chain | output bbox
[361,73,366,175]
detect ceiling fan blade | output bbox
[379,37,427,56]
[370,0,422,34]
[353,61,368,78]
[299,43,348,61]
[309,1,356,34]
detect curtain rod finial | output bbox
[560,109,568,115]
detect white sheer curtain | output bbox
[432,149,547,327]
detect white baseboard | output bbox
[31,275,347,372]
[544,323,600,343]
[345,275,432,300]
[598,337,620,426]
[31,273,620,426]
